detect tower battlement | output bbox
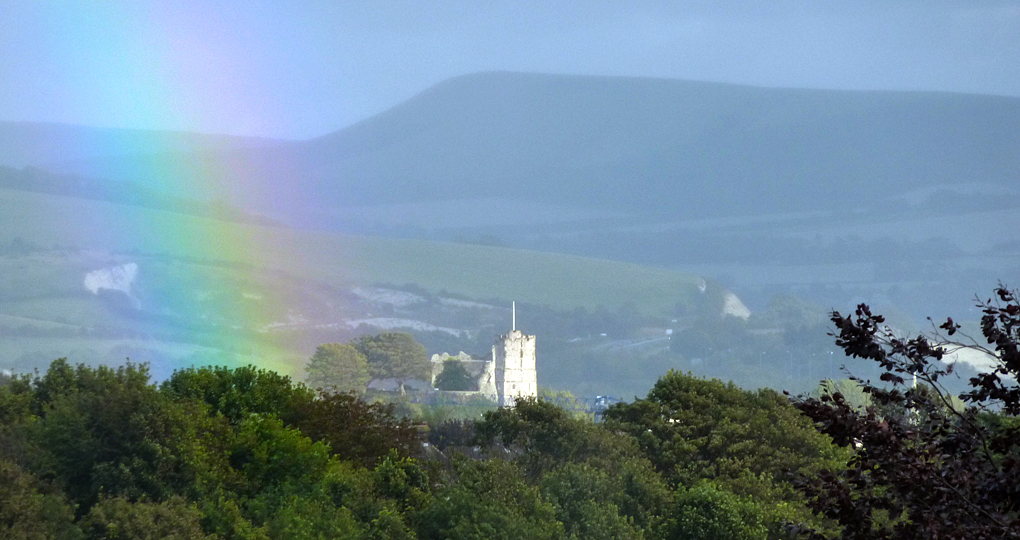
[493,329,537,406]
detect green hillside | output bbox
[0,187,710,383]
[0,187,702,314]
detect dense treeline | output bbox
[0,358,845,539]
[4,286,1020,539]
[0,362,423,539]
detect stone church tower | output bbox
[493,302,537,406]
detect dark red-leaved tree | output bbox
[791,286,1020,540]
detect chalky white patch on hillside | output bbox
[722,292,751,319]
[942,345,1001,374]
[84,263,139,306]
[346,318,465,337]
[350,287,425,307]
[439,297,497,310]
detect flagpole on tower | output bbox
[513,301,516,331]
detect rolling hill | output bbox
[0,185,714,389]
[0,120,283,169]
[2,72,1017,393]
[0,186,705,315]
[13,72,1018,229]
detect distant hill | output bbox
[21,72,1020,227]
[0,166,281,226]
[305,72,1020,216]
[0,120,283,169]
[5,73,1018,325]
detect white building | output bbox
[429,303,538,406]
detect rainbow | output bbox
[0,4,359,380]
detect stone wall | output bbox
[429,351,497,400]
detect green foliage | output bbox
[424,420,477,451]
[0,372,34,458]
[292,391,421,468]
[603,370,846,536]
[475,397,612,475]
[161,365,315,425]
[305,344,371,395]
[663,482,768,540]
[353,333,429,395]
[0,357,857,540]
[432,361,475,392]
[372,451,430,510]
[417,458,564,540]
[263,495,363,540]
[0,458,82,540]
[538,463,644,540]
[194,494,270,540]
[0,360,432,539]
[474,397,672,536]
[320,460,383,524]
[26,358,153,416]
[25,361,229,511]
[604,370,845,491]
[228,416,333,504]
[80,496,214,540]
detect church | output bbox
[429,303,537,406]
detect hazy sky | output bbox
[2,1,1018,138]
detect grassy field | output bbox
[0,187,703,315]
[0,187,710,381]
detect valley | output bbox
[1,73,1016,397]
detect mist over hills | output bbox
[0,121,283,170]
[307,71,1020,217]
[11,71,1018,229]
[5,72,1016,318]
[1,72,1018,393]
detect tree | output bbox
[161,364,315,425]
[791,286,1020,539]
[416,458,565,540]
[473,397,672,533]
[305,343,370,394]
[433,360,475,391]
[80,497,214,540]
[475,397,638,477]
[292,391,421,467]
[662,481,768,540]
[603,371,845,491]
[353,333,429,395]
[602,371,846,536]
[538,462,647,540]
[226,416,334,507]
[0,459,82,540]
[20,362,229,512]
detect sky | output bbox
[1,0,1018,139]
